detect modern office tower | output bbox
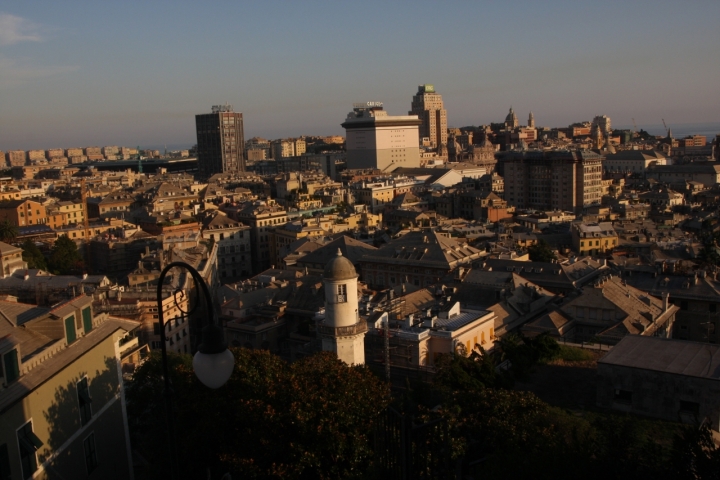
[195,105,245,178]
[342,102,421,171]
[409,84,447,150]
[501,149,603,213]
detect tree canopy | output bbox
[527,239,557,262]
[0,220,18,243]
[127,349,389,479]
[21,240,47,270]
[48,235,83,274]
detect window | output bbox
[82,307,92,333]
[17,421,43,479]
[77,377,92,426]
[2,349,19,385]
[83,433,98,474]
[65,315,77,343]
[153,322,161,335]
[711,304,717,313]
[680,400,700,415]
[337,284,347,303]
[614,389,632,404]
[0,443,10,480]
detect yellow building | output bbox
[0,296,138,479]
[572,222,618,256]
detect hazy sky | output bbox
[1,1,718,150]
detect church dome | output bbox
[323,249,357,281]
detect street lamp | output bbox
[156,261,235,479]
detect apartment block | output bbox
[502,149,603,213]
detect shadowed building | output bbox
[195,105,245,178]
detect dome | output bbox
[323,249,357,281]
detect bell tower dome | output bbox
[320,249,366,365]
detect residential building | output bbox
[342,103,422,171]
[0,296,138,479]
[524,275,678,344]
[232,201,288,274]
[0,199,48,227]
[501,149,604,213]
[195,105,245,178]
[201,212,252,279]
[0,242,27,278]
[409,84,447,150]
[646,163,720,188]
[571,222,618,256]
[597,336,720,430]
[359,230,483,289]
[603,150,668,176]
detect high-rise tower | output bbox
[409,84,447,150]
[320,249,366,365]
[195,105,245,178]
[528,111,535,129]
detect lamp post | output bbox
[157,261,235,480]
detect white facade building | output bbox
[342,103,422,171]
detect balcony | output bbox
[318,320,368,338]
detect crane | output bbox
[662,118,669,136]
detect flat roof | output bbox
[599,335,720,380]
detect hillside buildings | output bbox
[342,102,422,171]
[195,105,245,178]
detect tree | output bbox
[527,239,557,262]
[21,240,47,270]
[0,220,18,243]
[126,349,389,479]
[48,235,83,274]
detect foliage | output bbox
[126,349,389,479]
[527,239,557,262]
[21,239,47,270]
[555,344,595,362]
[47,235,83,275]
[0,220,18,242]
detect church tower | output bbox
[505,107,518,129]
[320,249,366,365]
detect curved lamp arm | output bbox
[157,261,235,388]
[156,261,235,480]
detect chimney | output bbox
[662,292,669,312]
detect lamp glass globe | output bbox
[192,349,235,389]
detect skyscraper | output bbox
[195,105,245,178]
[409,84,447,150]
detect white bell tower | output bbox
[320,249,366,365]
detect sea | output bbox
[614,122,720,139]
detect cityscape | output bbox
[2,2,720,480]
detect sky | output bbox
[1,1,719,151]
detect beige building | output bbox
[342,103,421,171]
[0,295,138,480]
[409,84,447,150]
